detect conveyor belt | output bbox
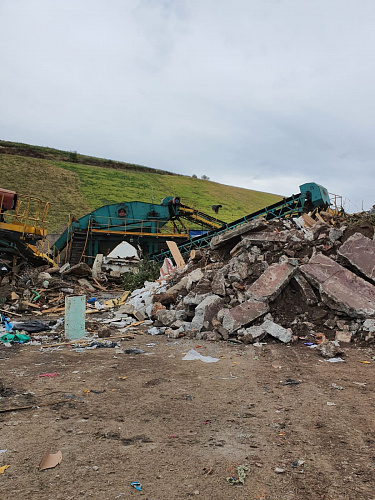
[151,191,305,262]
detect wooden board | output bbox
[166,241,185,268]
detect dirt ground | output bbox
[1,332,374,500]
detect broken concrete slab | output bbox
[210,219,267,250]
[246,261,297,302]
[221,299,269,332]
[261,319,292,343]
[338,232,375,283]
[191,294,223,332]
[335,331,352,343]
[154,276,189,305]
[292,273,318,306]
[300,254,375,318]
[241,231,291,244]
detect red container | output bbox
[0,189,18,210]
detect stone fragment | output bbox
[118,303,135,315]
[261,320,292,343]
[191,295,223,332]
[329,227,343,243]
[316,340,343,358]
[335,331,352,343]
[133,309,145,321]
[205,331,221,341]
[246,261,296,302]
[154,276,189,305]
[186,268,204,291]
[210,219,267,250]
[183,292,210,306]
[62,262,92,277]
[221,300,269,333]
[363,319,375,332]
[300,254,375,318]
[241,231,291,245]
[292,273,318,306]
[241,325,266,344]
[156,309,177,327]
[211,270,226,296]
[338,232,375,282]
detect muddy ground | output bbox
[0,333,374,500]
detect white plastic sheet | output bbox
[182,349,219,363]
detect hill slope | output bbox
[0,142,282,232]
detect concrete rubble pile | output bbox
[129,211,375,345]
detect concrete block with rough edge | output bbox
[300,254,375,318]
[338,232,375,282]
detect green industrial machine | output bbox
[151,182,331,262]
[53,196,225,265]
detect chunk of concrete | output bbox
[186,268,204,291]
[241,325,266,344]
[335,331,352,343]
[154,276,189,305]
[338,232,375,283]
[241,231,291,244]
[221,299,269,333]
[210,219,267,250]
[246,261,297,302]
[300,254,375,318]
[292,273,318,306]
[156,309,177,327]
[261,319,292,343]
[191,294,223,332]
[211,270,226,296]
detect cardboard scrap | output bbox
[39,450,62,471]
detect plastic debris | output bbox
[0,465,10,474]
[0,333,30,344]
[182,349,219,363]
[331,383,344,390]
[326,357,344,363]
[130,481,142,491]
[124,348,145,355]
[326,401,336,406]
[12,320,51,333]
[37,372,58,378]
[226,464,248,485]
[282,378,301,386]
[359,360,371,364]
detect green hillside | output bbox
[0,141,282,233]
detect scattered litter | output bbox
[326,357,345,363]
[124,348,145,355]
[274,467,285,474]
[182,349,219,363]
[130,481,142,491]
[282,379,301,386]
[0,449,7,454]
[331,383,344,390]
[359,360,371,364]
[226,464,248,485]
[39,450,62,471]
[353,382,366,387]
[291,460,305,468]
[326,401,336,406]
[0,465,10,474]
[37,372,58,378]
[118,376,128,380]
[12,320,51,333]
[0,333,30,344]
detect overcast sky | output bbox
[1,0,374,211]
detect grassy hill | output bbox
[0,141,282,233]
